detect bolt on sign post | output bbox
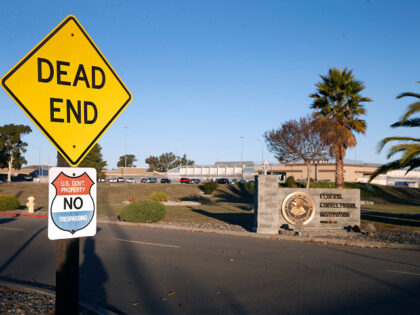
[1,15,132,314]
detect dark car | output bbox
[161,178,171,183]
[180,178,190,184]
[216,178,230,184]
[190,179,201,184]
[148,177,157,183]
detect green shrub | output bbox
[120,200,167,223]
[285,176,296,188]
[202,181,219,195]
[0,195,20,211]
[149,191,169,202]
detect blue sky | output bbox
[0,0,419,169]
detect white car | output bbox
[108,178,117,183]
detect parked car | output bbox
[190,179,201,184]
[161,178,171,183]
[231,179,238,184]
[117,177,125,182]
[216,178,230,184]
[126,178,135,183]
[180,178,190,184]
[108,178,117,183]
[98,178,106,182]
[141,178,148,183]
[148,177,157,183]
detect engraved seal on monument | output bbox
[281,192,316,225]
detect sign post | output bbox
[1,15,132,314]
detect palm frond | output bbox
[400,102,420,122]
[368,160,402,181]
[391,118,420,128]
[396,92,420,99]
[376,136,420,153]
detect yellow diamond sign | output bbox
[1,15,132,166]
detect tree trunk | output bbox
[335,146,345,188]
[306,160,311,189]
[7,154,13,184]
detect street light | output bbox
[240,136,244,162]
[257,139,264,165]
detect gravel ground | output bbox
[0,285,97,314]
[157,220,420,245]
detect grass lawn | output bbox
[0,181,418,231]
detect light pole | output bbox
[257,139,264,165]
[240,136,244,162]
[124,125,128,179]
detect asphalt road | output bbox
[0,216,419,315]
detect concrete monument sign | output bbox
[254,175,360,234]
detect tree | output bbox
[145,155,160,172]
[0,124,32,183]
[79,143,107,178]
[310,67,372,188]
[117,154,137,168]
[264,115,330,188]
[369,84,420,180]
[145,152,195,172]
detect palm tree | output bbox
[310,68,372,188]
[370,85,420,180]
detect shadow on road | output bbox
[80,237,115,312]
[0,217,16,225]
[109,224,169,314]
[320,245,420,267]
[0,226,47,274]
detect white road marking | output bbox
[387,270,420,277]
[0,227,24,231]
[114,238,180,248]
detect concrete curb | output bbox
[1,211,419,251]
[0,211,47,219]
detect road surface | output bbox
[0,216,419,314]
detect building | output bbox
[104,167,163,181]
[254,162,420,187]
[167,161,257,181]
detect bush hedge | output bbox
[120,200,167,223]
[202,181,219,195]
[285,176,296,188]
[0,195,20,211]
[149,191,169,202]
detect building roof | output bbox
[214,161,254,167]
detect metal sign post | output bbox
[56,153,79,315]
